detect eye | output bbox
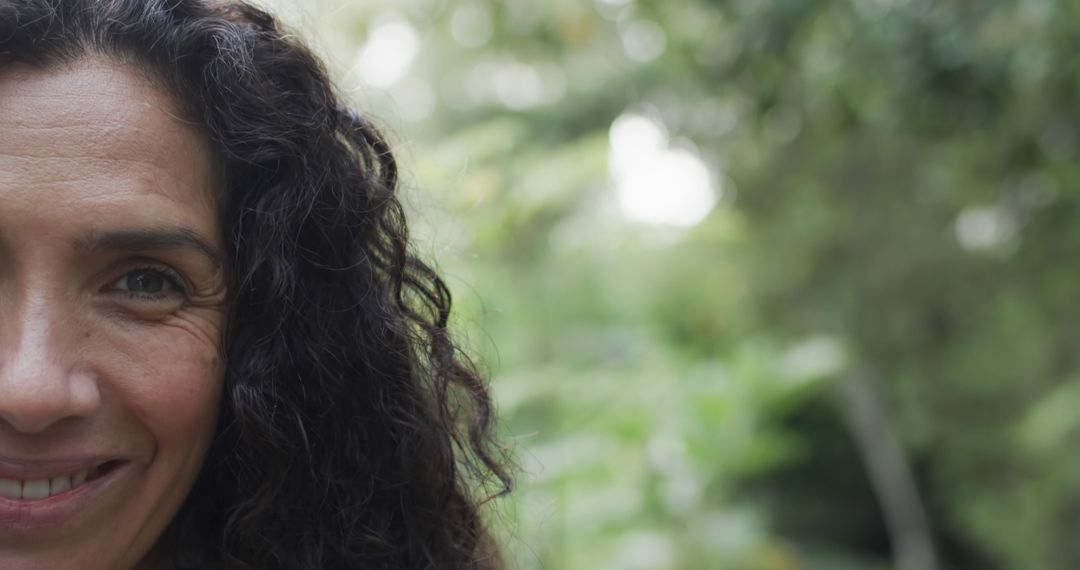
[108,266,186,298]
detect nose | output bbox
[0,298,101,433]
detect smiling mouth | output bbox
[0,461,121,501]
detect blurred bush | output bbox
[262,0,1080,568]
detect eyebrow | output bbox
[74,227,223,268]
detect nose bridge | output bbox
[7,291,65,372]
[0,288,99,433]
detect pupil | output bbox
[129,271,165,293]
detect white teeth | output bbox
[21,479,49,500]
[0,466,100,501]
[50,475,72,495]
[0,479,19,500]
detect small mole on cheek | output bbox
[84,331,92,339]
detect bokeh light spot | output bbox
[352,13,420,88]
[609,113,719,227]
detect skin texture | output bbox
[0,58,225,569]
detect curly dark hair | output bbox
[0,0,511,568]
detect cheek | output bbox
[81,320,225,567]
[132,353,222,445]
[91,320,224,449]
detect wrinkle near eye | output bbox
[160,311,225,355]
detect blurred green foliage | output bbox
[263,0,1080,568]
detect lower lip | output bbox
[0,464,126,534]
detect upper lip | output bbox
[0,458,114,481]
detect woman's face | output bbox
[0,59,226,569]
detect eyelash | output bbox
[109,264,189,302]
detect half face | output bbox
[0,59,226,568]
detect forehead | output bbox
[0,58,219,241]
